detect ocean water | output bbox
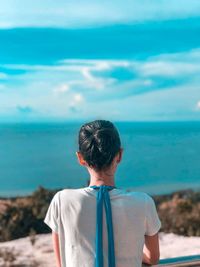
[0,121,200,197]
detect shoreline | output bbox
[0,184,200,200]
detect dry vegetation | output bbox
[154,189,200,236]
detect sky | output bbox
[0,0,200,122]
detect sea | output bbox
[0,121,200,197]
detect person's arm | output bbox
[142,232,160,265]
[43,192,62,266]
[143,193,161,265]
[52,231,62,267]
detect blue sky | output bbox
[0,1,200,122]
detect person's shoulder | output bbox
[121,190,149,203]
[49,189,69,202]
[125,190,148,198]
[58,188,82,199]
[60,188,82,193]
[142,192,155,204]
[50,190,62,202]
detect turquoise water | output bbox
[0,121,200,197]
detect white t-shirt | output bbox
[44,186,161,267]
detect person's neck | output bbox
[88,174,115,187]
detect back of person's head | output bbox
[78,119,121,171]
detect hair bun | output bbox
[78,120,121,171]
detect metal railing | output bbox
[143,255,200,267]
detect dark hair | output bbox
[78,120,121,171]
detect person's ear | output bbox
[76,151,87,166]
[117,148,123,163]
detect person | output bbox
[44,119,161,267]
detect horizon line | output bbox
[0,119,200,124]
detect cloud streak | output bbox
[196,101,200,111]
[1,19,200,65]
[1,48,200,102]
[1,0,200,28]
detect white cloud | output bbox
[2,48,200,90]
[1,48,200,121]
[81,66,115,90]
[0,0,200,28]
[68,93,85,113]
[140,61,200,77]
[55,49,200,87]
[152,48,200,62]
[71,59,129,90]
[53,83,70,95]
[72,93,84,104]
[137,49,200,77]
[195,101,200,111]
